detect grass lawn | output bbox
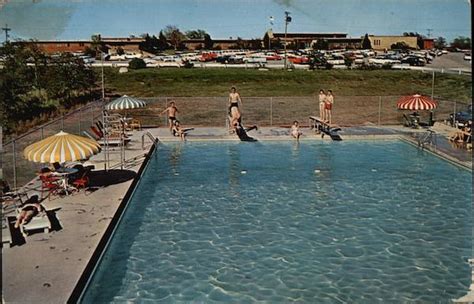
[102,68,472,102]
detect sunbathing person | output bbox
[291,120,303,140]
[14,202,45,229]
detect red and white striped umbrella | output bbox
[397,94,438,110]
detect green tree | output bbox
[403,32,424,49]
[313,39,329,50]
[450,36,471,49]
[128,58,147,69]
[391,42,411,50]
[90,34,107,59]
[434,37,447,49]
[185,29,208,39]
[203,34,213,49]
[163,25,186,50]
[116,46,125,55]
[362,33,372,49]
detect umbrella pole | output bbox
[102,109,108,172]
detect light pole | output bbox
[283,11,291,70]
[268,16,274,50]
[101,51,105,101]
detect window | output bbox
[67,43,70,47]
[79,43,84,46]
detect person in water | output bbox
[291,120,303,140]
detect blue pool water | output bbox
[82,141,472,303]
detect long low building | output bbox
[16,32,428,54]
[368,35,418,51]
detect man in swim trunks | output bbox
[161,101,179,133]
[228,86,242,132]
[324,90,334,124]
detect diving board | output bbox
[309,116,342,141]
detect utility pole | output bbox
[268,16,274,50]
[426,28,433,38]
[2,24,11,42]
[283,11,291,70]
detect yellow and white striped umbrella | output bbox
[24,131,101,163]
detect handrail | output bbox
[142,131,159,150]
[418,129,436,150]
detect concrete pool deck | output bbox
[2,125,472,303]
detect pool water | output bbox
[82,141,472,303]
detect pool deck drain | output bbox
[2,125,472,303]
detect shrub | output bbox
[128,58,146,69]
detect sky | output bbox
[0,0,471,43]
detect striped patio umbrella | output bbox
[24,131,101,163]
[105,95,147,110]
[397,94,438,110]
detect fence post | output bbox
[431,70,435,100]
[453,101,457,126]
[164,97,168,126]
[378,96,382,125]
[12,139,17,190]
[79,107,82,134]
[270,97,273,127]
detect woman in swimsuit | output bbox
[14,202,44,229]
[318,89,326,121]
[228,86,242,128]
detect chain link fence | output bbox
[1,101,104,190]
[1,96,469,190]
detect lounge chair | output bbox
[2,218,12,247]
[19,211,51,238]
[83,130,131,146]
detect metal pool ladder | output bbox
[142,131,159,150]
[417,129,437,150]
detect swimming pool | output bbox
[82,140,472,303]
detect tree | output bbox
[434,37,447,49]
[0,41,96,134]
[116,46,125,55]
[313,39,329,50]
[158,31,169,50]
[203,34,213,50]
[248,39,263,50]
[362,33,372,49]
[163,25,186,50]
[185,29,208,39]
[450,36,471,50]
[128,58,146,69]
[391,42,411,50]
[403,32,424,49]
[90,34,107,59]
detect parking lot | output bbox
[428,52,471,69]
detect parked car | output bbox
[450,105,472,125]
[401,56,425,66]
[464,53,471,61]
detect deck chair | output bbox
[2,218,13,247]
[71,167,92,191]
[20,212,51,238]
[129,119,142,130]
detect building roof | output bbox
[324,37,362,42]
[271,32,347,39]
